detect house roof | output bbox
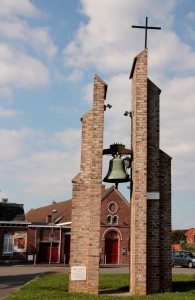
[25,199,72,224]
[25,185,129,224]
[0,202,25,221]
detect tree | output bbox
[181,242,195,251]
[171,230,187,244]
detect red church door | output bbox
[39,242,59,263]
[105,231,119,264]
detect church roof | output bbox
[25,185,128,224]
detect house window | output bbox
[113,215,118,224]
[107,215,112,224]
[3,234,13,254]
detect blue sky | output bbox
[0,0,194,229]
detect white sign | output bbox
[27,255,34,261]
[147,192,160,200]
[71,266,86,281]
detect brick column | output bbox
[130,49,172,295]
[147,79,161,293]
[130,49,148,295]
[69,75,107,294]
[159,150,172,292]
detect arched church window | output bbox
[107,215,112,224]
[113,215,118,224]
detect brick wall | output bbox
[69,75,107,294]
[130,49,148,295]
[0,227,27,262]
[147,79,161,293]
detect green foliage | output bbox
[172,230,187,244]
[181,242,195,251]
[5,273,195,300]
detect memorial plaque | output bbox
[71,266,86,281]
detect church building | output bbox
[0,185,130,265]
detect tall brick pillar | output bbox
[159,150,172,292]
[69,75,107,294]
[130,49,148,295]
[147,78,161,293]
[130,49,172,295]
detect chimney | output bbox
[46,215,52,223]
[2,198,8,203]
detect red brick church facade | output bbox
[0,185,130,265]
[100,186,130,264]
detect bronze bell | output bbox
[103,155,130,189]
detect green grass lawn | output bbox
[5,273,195,300]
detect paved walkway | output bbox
[0,264,68,299]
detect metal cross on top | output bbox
[132,17,161,49]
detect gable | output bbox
[101,187,130,226]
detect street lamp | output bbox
[49,209,58,264]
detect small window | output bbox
[174,251,180,257]
[107,215,112,224]
[113,215,118,224]
[3,234,13,254]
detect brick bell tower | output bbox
[69,75,107,294]
[129,48,172,295]
[69,17,172,296]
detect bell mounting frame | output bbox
[103,143,132,157]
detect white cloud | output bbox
[103,73,131,147]
[66,68,84,82]
[0,20,57,58]
[82,82,93,103]
[51,106,80,116]
[160,76,195,139]
[186,27,195,41]
[52,129,81,151]
[158,76,195,191]
[0,0,39,18]
[0,126,81,208]
[63,0,177,76]
[149,31,195,74]
[0,43,50,88]
[186,11,195,20]
[0,128,35,159]
[1,149,80,208]
[0,106,22,118]
[0,86,13,102]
